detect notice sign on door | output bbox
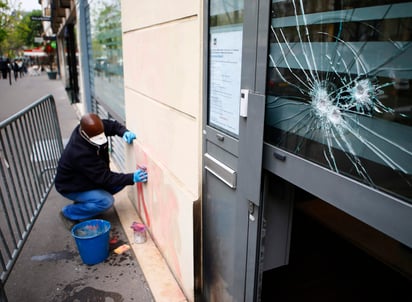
[209,26,243,136]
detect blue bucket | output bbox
[71,219,111,265]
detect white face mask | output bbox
[89,132,107,145]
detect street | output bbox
[0,73,67,122]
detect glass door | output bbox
[263,0,412,247]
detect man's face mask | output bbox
[89,132,108,145]
[82,130,107,146]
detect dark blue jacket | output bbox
[55,119,134,194]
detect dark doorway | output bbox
[261,198,412,302]
[64,23,79,103]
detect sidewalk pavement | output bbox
[1,73,186,302]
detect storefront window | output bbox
[265,0,412,202]
[89,0,124,118]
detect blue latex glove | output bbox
[133,169,148,183]
[123,131,136,144]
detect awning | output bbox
[23,48,47,57]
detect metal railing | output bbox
[0,95,64,302]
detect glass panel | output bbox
[89,0,125,119]
[265,0,412,203]
[208,0,244,136]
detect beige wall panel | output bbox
[122,0,198,32]
[133,144,195,300]
[124,89,200,199]
[123,18,199,118]
[122,3,203,299]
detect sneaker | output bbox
[59,211,79,231]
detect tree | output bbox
[0,1,43,58]
[0,0,22,57]
[16,10,43,48]
[0,1,7,46]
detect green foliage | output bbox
[0,1,42,57]
[18,10,43,47]
[0,0,13,47]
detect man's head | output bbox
[80,113,107,145]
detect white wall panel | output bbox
[123,19,199,117]
[122,0,197,31]
[124,89,200,199]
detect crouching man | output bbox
[55,113,147,229]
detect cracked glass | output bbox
[265,0,412,203]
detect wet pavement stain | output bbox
[31,250,76,261]
[60,285,123,302]
[105,252,134,267]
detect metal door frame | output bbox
[201,0,269,301]
[202,0,412,300]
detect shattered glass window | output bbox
[265,0,412,203]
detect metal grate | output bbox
[94,101,126,172]
[0,95,64,301]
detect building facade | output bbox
[49,0,412,301]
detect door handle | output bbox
[273,152,286,161]
[204,153,237,189]
[216,133,225,141]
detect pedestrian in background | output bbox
[0,57,8,79]
[6,58,12,85]
[12,60,19,82]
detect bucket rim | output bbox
[71,219,111,239]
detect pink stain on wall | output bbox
[134,146,183,281]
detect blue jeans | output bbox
[62,186,124,220]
